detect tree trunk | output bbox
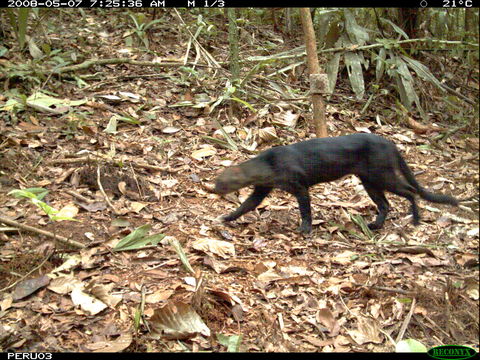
[299,8,328,138]
[227,8,240,117]
[399,8,418,39]
[464,8,476,42]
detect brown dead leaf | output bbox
[258,127,278,143]
[454,253,479,268]
[395,246,435,257]
[13,275,50,301]
[257,269,283,283]
[405,116,430,134]
[272,110,299,128]
[191,146,216,161]
[203,256,247,274]
[317,307,340,336]
[47,275,82,295]
[86,333,133,352]
[55,203,78,221]
[191,238,235,259]
[80,248,102,269]
[71,287,108,315]
[465,279,479,300]
[1,295,13,311]
[86,282,122,308]
[129,201,147,213]
[331,250,358,265]
[347,317,382,345]
[145,289,174,304]
[150,301,210,340]
[162,126,181,134]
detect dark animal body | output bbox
[214,133,458,233]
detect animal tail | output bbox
[396,149,459,206]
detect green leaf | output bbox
[326,52,341,94]
[117,116,141,125]
[25,187,49,200]
[168,237,195,274]
[113,224,165,251]
[345,51,365,100]
[230,96,255,111]
[375,48,386,83]
[217,334,243,352]
[380,18,409,39]
[26,92,86,112]
[396,339,427,352]
[0,98,25,112]
[344,9,369,45]
[7,188,76,221]
[401,56,445,92]
[17,8,30,49]
[389,52,425,119]
[8,188,48,200]
[143,19,163,32]
[134,306,142,330]
[350,214,374,240]
[32,198,57,214]
[50,215,77,222]
[104,116,118,134]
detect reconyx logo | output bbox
[428,345,478,360]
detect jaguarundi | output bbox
[214,133,459,234]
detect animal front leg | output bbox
[222,186,272,222]
[293,188,312,234]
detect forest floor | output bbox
[0,10,479,352]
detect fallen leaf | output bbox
[47,275,82,295]
[150,302,210,339]
[317,307,340,336]
[191,238,235,259]
[191,146,216,161]
[56,203,79,220]
[71,287,108,315]
[347,317,382,345]
[86,333,133,352]
[50,255,82,274]
[145,289,174,304]
[13,275,50,301]
[331,250,358,265]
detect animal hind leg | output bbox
[360,178,390,230]
[384,177,420,225]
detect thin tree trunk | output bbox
[299,8,328,138]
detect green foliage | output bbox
[350,214,374,240]
[396,339,427,352]
[6,8,30,49]
[323,8,478,120]
[113,224,165,251]
[168,236,195,274]
[8,188,77,222]
[217,334,243,352]
[126,12,163,49]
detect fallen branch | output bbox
[47,155,175,174]
[97,165,120,215]
[55,58,182,74]
[395,297,416,343]
[0,216,85,249]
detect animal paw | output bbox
[297,222,312,234]
[367,222,381,230]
